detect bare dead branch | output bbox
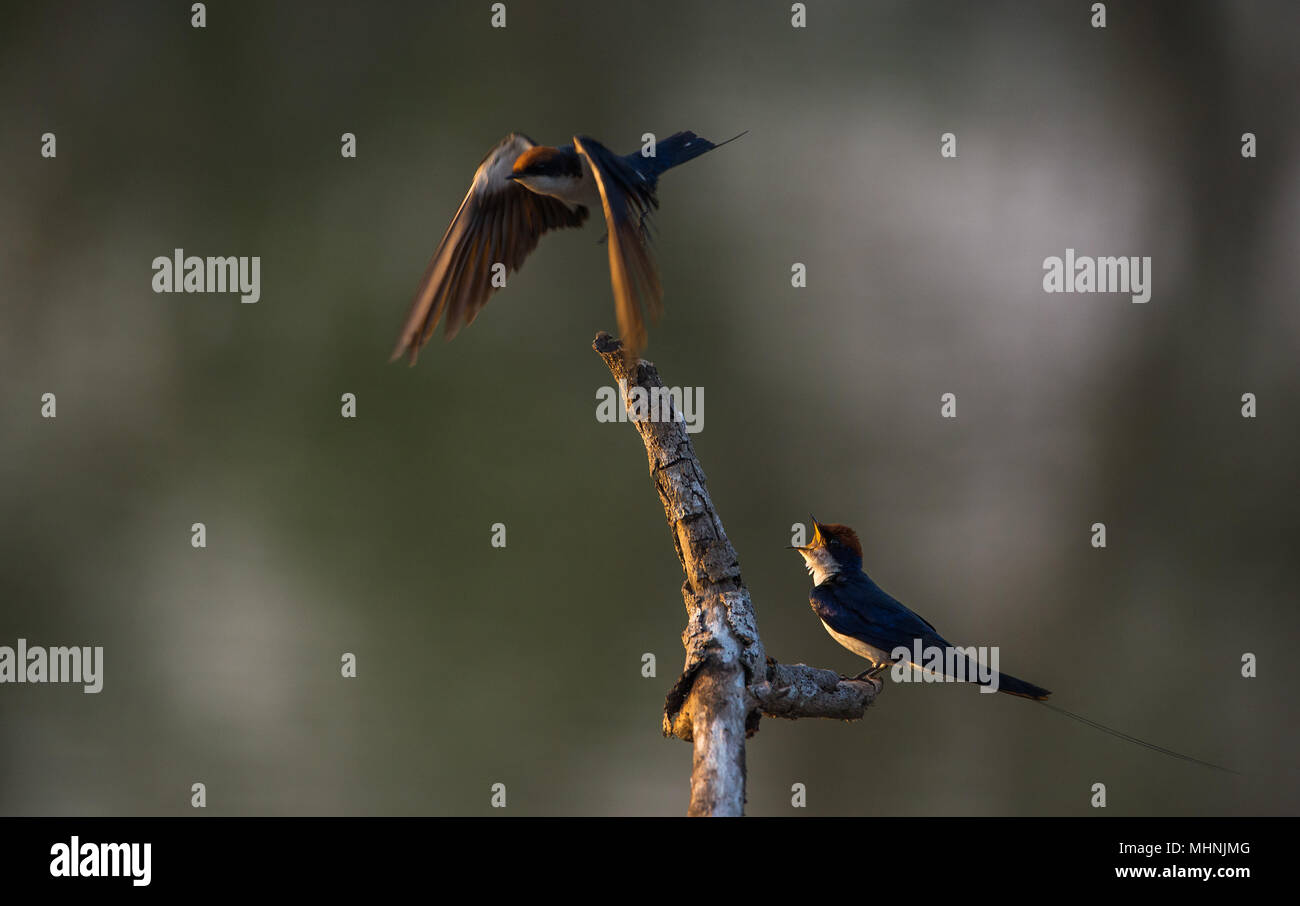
[750,661,878,720]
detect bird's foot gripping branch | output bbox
[592,332,878,816]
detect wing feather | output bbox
[573,135,663,361]
[392,133,588,364]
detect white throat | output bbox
[799,548,840,586]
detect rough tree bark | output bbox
[593,333,879,816]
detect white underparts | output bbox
[516,172,597,208]
[820,620,893,665]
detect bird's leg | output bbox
[850,659,896,682]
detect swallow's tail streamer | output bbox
[1037,700,1240,774]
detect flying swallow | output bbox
[793,517,1238,772]
[392,130,745,365]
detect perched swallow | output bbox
[794,517,1050,698]
[793,517,1238,772]
[392,130,745,365]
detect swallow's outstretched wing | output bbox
[573,135,662,360]
[392,133,589,365]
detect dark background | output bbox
[1,0,1296,815]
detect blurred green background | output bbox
[1,0,1297,815]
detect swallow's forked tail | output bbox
[1036,700,1240,774]
[635,130,748,181]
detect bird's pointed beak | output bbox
[809,514,825,544]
